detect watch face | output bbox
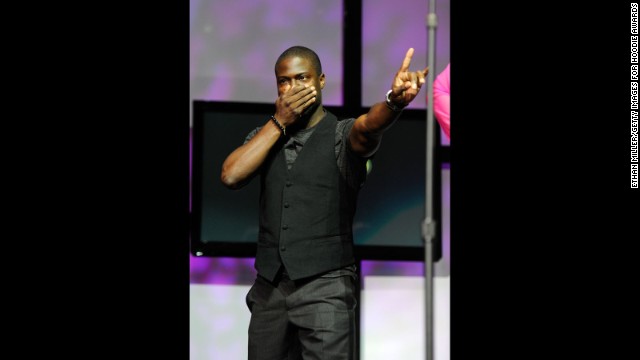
[385,91,402,112]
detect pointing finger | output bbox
[399,48,415,72]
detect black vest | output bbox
[255,112,360,281]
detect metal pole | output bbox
[423,1,437,359]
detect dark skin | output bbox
[221,48,428,189]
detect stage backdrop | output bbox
[189,0,450,144]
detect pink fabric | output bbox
[432,64,450,139]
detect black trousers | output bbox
[246,266,358,360]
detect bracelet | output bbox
[270,115,286,136]
[385,90,406,112]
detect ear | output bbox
[319,73,325,89]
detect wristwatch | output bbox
[385,90,406,112]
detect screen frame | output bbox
[190,100,446,261]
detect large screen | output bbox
[190,0,344,108]
[191,101,442,260]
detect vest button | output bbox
[285,181,292,187]
[284,202,290,208]
[282,224,288,230]
[280,245,286,251]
